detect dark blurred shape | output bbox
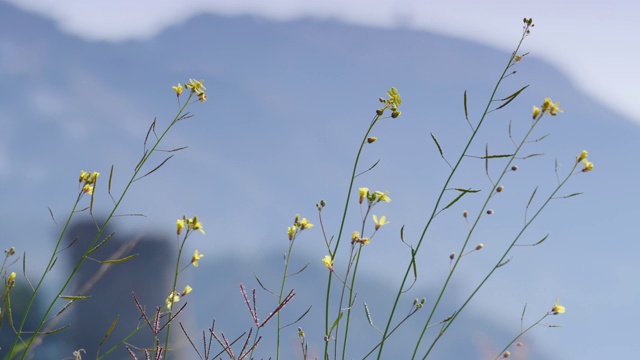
[64,219,175,359]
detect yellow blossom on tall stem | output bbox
[359,188,369,204]
[191,250,204,267]
[581,158,594,172]
[299,217,313,230]
[181,285,193,296]
[172,83,183,97]
[287,225,296,240]
[7,271,16,287]
[372,215,389,230]
[551,298,566,314]
[322,255,334,271]
[374,191,391,203]
[532,105,541,119]
[187,216,205,234]
[176,219,185,235]
[577,150,588,162]
[166,291,180,309]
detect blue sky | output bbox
[0,1,637,359]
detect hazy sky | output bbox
[5,0,639,124]
[0,1,635,359]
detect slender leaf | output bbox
[100,315,119,346]
[59,295,91,300]
[463,90,469,120]
[431,133,444,157]
[533,234,549,246]
[495,85,529,110]
[100,254,138,264]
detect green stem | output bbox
[275,235,296,359]
[10,93,193,359]
[375,29,530,360]
[324,114,380,358]
[421,159,579,359]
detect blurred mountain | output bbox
[0,0,634,359]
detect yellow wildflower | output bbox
[79,170,89,182]
[551,298,565,314]
[172,83,183,97]
[185,79,206,93]
[82,184,94,195]
[187,216,205,234]
[287,225,296,240]
[360,237,370,245]
[358,188,369,204]
[7,271,16,286]
[351,231,360,243]
[191,250,204,267]
[581,158,594,172]
[372,215,389,230]
[532,105,540,119]
[198,91,207,102]
[165,291,180,309]
[181,285,193,296]
[299,218,313,230]
[176,219,185,235]
[322,255,334,271]
[577,150,588,162]
[374,191,391,203]
[542,97,562,116]
[367,137,377,144]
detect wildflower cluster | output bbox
[165,285,193,309]
[532,97,562,119]
[78,170,99,195]
[176,215,205,235]
[287,214,313,240]
[376,87,402,118]
[173,78,207,102]
[358,187,391,204]
[551,298,566,315]
[577,150,594,172]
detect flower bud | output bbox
[511,165,518,171]
[486,209,494,215]
[367,137,377,144]
[496,185,504,193]
[475,243,484,250]
[449,252,455,260]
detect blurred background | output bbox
[0,0,635,359]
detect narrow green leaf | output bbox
[482,154,514,159]
[527,187,538,208]
[411,248,417,279]
[88,232,115,255]
[108,164,114,194]
[495,85,529,110]
[497,257,512,268]
[533,234,549,246]
[442,192,466,212]
[463,90,469,120]
[400,225,405,242]
[44,324,70,335]
[56,300,75,317]
[329,312,344,333]
[430,133,444,157]
[59,295,91,300]
[521,303,527,320]
[522,153,543,159]
[561,192,583,199]
[100,315,119,346]
[100,254,138,264]
[454,188,480,193]
[485,144,489,174]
